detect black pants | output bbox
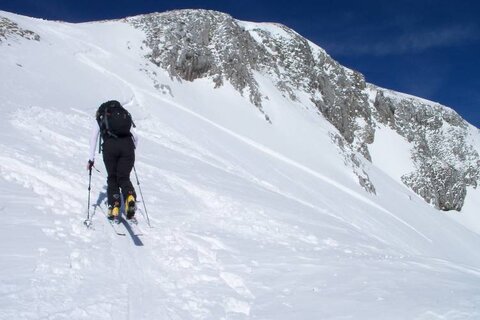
[102,137,136,207]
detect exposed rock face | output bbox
[127,10,375,159]
[0,17,40,42]
[373,89,480,211]
[128,10,266,110]
[127,9,479,210]
[331,133,376,195]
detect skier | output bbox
[87,100,138,221]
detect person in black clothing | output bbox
[87,100,138,220]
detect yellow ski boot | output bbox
[125,193,136,220]
[107,202,120,221]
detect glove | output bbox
[87,160,94,171]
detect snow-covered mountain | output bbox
[1,9,480,319]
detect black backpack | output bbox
[96,100,136,151]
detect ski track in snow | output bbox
[0,101,390,319]
[0,103,279,319]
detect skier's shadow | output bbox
[91,187,108,221]
[92,186,144,247]
[120,219,144,247]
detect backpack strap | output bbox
[95,111,103,154]
[103,106,119,139]
[98,130,102,154]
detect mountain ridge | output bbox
[124,9,479,211]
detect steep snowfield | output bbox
[1,11,480,319]
[451,125,480,235]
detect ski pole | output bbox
[133,165,151,227]
[84,167,93,227]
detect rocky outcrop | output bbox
[128,10,266,110]
[331,133,376,195]
[0,17,40,42]
[373,89,480,211]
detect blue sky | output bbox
[1,0,479,127]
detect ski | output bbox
[108,218,126,236]
[126,217,143,236]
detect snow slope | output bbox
[1,11,480,319]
